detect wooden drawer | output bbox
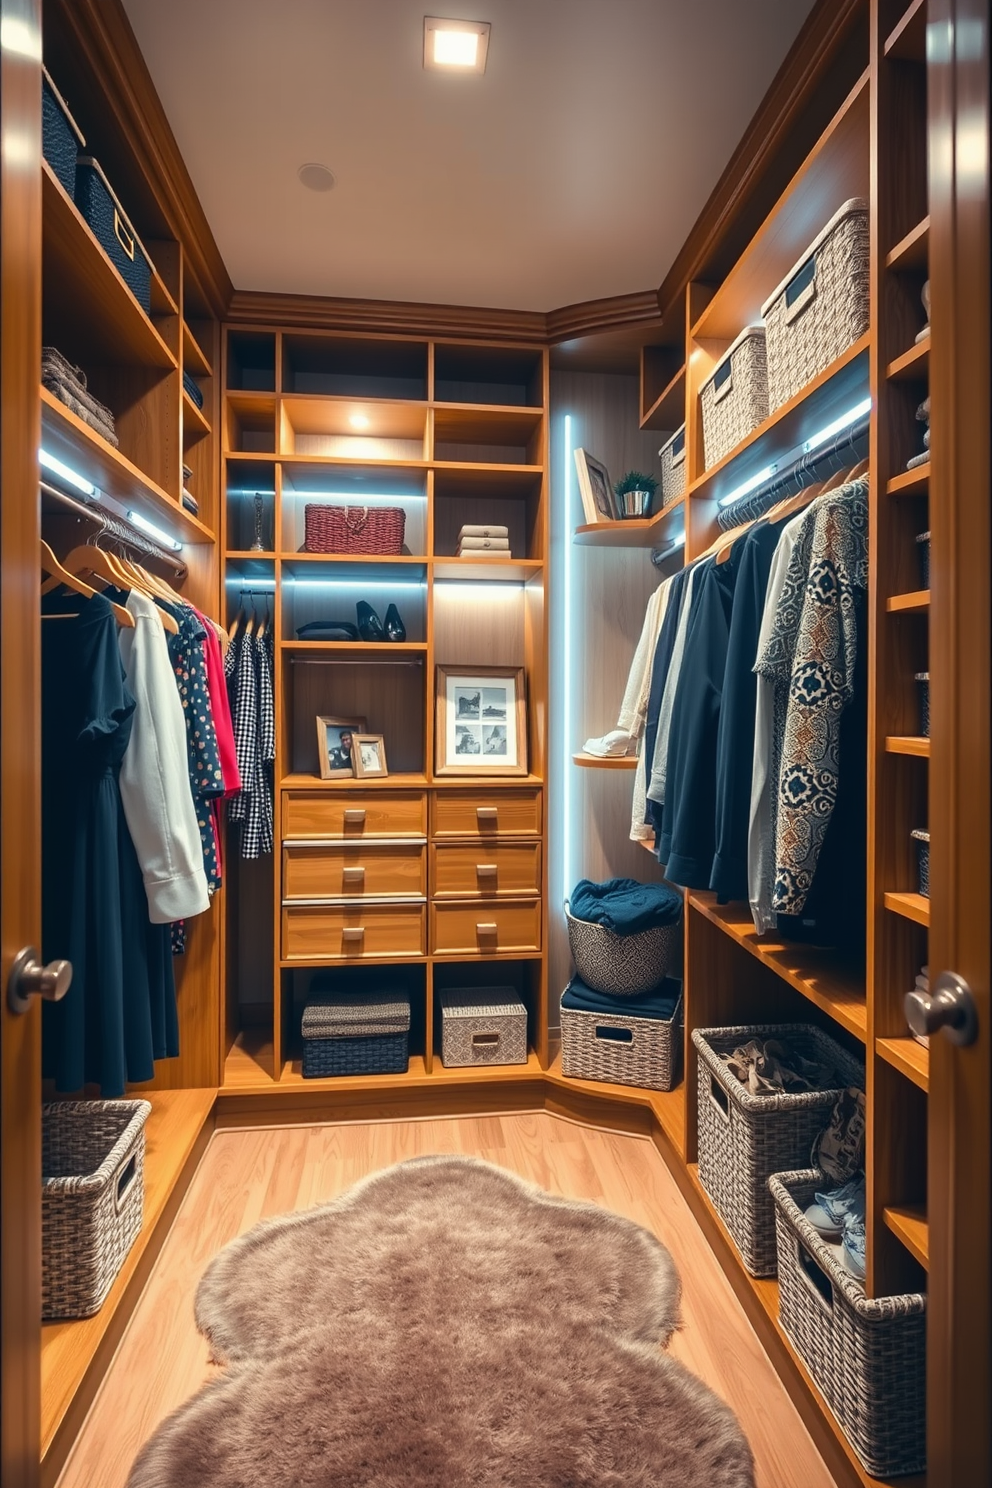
[282,903,426,961]
[432,788,542,839]
[432,841,541,899]
[282,790,427,840]
[283,843,426,901]
[431,899,542,955]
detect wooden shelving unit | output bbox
[884,890,930,928]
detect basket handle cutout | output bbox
[113,209,136,262]
[784,254,817,324]
[596,1025,633,1044]
[115,1153,137,1211]
[709,1074,731,1122]
[472,1032,499,1047]
[712,356,734,404]
[796,1237,836,1314]
[670,429,686,466]
[345,506,370,534]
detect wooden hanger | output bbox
[40,540,134,628]
[765,478,826,527]
[52,545,179,634]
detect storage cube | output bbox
[42,67,85,199]
[438,988,527,1067]
[302,991,410,1078]
[74,156,153,313]
[700,325,768,469]
[561,982,683,1091]
[659,424,686,505]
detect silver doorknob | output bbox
[905,971,978,1047]
[7,947,72,1015]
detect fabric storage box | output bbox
[42,1099,151,1320]
[659,425,686,505]
[74,157,153,313]
[439,988,527,1068]
[692,1023,864,1276]
[561,981,682,1091]
[302,991,410,1077]
[42,67,85,198]
[699,325,768,469]
[912,828,930,896]
[565,901,680,997]
[770,1170,926,1478]
[304,504,406,555]
[915,672,930,737]
[762,197,870,413]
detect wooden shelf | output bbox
[876,1035,930,1092]
[182,386,211,445]
[42,162,176,371]
[182,319,212,377]
[432,558,542,583]
[431,461,544,485]
[282,393,428,442]
[40,1090,214,1464]
[545,1053,685,1154]
[887,337,930,381]
[572,753,638,769]
[40,388,214,545]
[281,640,428,655]
[884,890,930,927]
[886,735,930,757]
[574,493,685,548]
[689,894,867,1039]
[639,365,686,431]
[886,216,930,271]
[887,589,930,613]
[280,771,430,790]
[432,403,543,446]
[883,1205,929,1270]
[887,464,930,496]
[884,0,926,61]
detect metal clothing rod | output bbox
[715,414,871,532]
[40,481,189,580]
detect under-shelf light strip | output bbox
[39,448,98,499]
[127,510,183,552]
[716,397,872,508]
[561,413,575,904]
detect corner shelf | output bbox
[574,493,685,548]
[884,891,930,928]
[572,753,638,769]
[883,1205,929,1270]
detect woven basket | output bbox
[304,504,406,555]
[303,1031,409,1077]
[42,1099,151,1320]
[915,672,930,737]
[762,198,870,413]
[912,829,930,896]
[564,902,680,996]
[693,1024,864,1276]
[74,157,153,314]
[42,67,85,199]
[916,530,930,589]
[439,989,527,1068]
[302,992,411,1078]
[700,326,768,469]
[659,425,686,505]
[561,989,682,1091]
[771,1170,926,1477]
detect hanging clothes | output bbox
[637,565,692,842]
[159,599,226,892]
[646,559,705,833]
[226,624,275,858]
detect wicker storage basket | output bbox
[762,198,870,413]
[439,988,527,1068]
[770,1170,926,1477]
[693,1024,864,1276]
[560,984,682,1091]
[565,902,680,996]
[302,993,410,1078]
[42,67,85,199]
[304,504,406,555]
[74,158,153,314]
[700,325,768,470]
[42,1099,151,1320]
[659,425,686,505]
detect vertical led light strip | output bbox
[561,413,574,906]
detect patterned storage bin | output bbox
[762,197,870,413]
[692,1024,864,1276]
[439,988,527,1067]
[565,902,680,997]
[42,1099,151,1320]
[659,425,686,505]
[302,992,410,1077]
[912,828,930,896]
[916,530,930,589]
[42,67,85,198]
[561,982,683,1091]
[74,157,153,313]
[700,326,768,469]
[770,1170,926,1478]
[304,504,406,555]
[915,672,930,737]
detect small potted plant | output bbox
[613,471,659,519]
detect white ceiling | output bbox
[123,0,815,312]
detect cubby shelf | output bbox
[182,387,211,445]
[887,337,930,381]
[639,365,686,432]
[432,559,542,582]
[884,890,930,927]
[887,464,929,496]
[182,320,212,377]
[876,1035,929,1092]
[886,735,930,757]
[884,0,927,62]
[883,1205,929,1270]
[887,589,930,613]
[886,216,930,271]
[571,753,638,769]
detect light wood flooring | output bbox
[56,1112,839,1488]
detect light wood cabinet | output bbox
[282,843,427,901]
[431,841,542,898]
[431,899,542,956]
[282,903,426,961]
[282,791,428,840]
[432,788,542,838]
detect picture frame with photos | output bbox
[316,714,367,779]
[435,666,528,776]
[573,447,616,523]
[351,732,389,779]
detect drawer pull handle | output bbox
[477,922,498,935]
[342,866,366,885]
[342,926,365,943]
[476,863,498,878]
[477,806,498,823]
[343,809,367,826]
[472,1032,499,1047]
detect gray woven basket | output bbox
[693,1024,864,1276]
[659,424,686,505]
[439,989,527,1068]
[770,1170,926,1478]
[762,197,870,413]
[565,902,680,996]
[700,325,768,469]
[42,1099,151,1320]
[561,989,682,1091]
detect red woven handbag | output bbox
[303,504,406,555]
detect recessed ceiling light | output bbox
[349,413,371,430]
[297,162,336,192]
[423,17,490,73]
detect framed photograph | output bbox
[351,732,389,779]
[574,447,616,523]
[316,714,367,779]
[436,666,527,776]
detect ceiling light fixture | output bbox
[297,162,336,193]
[423,16,490,73]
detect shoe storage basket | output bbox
[659,424,686,505]
[42,1099,151,1320]
[561,987,683,1092]
[302,993,410,1077]
[565,902,681,997]
[700,325,768,470]
[692,1023,864,1276]
[770,1169,927,1478]
[304,504,406,555]
[761,197,870,413]
[439,988,528,1068]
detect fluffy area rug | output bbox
[128,1156,755,1487]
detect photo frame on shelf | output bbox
[316,714,367,779]
[573,448,616,523]
[435,666,527,776]
[352,733,389,779]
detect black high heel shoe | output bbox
[384,603,406,642]
[356,601,385,642]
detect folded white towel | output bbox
[457,535,510,550]
[459,524,509,538]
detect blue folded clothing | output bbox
[569,878,683,936]
[561,974,681,1023]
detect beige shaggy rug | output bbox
[128,1156,755,1487]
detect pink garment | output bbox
[196,613,241,796]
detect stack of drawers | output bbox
[280,786,542,961]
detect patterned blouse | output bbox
[161,601,225,892]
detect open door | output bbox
[1,2,42,1486]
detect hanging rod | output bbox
[40,481,188,580]
[715,414,871,533]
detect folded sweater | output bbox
[568,877,682,935]
[561,974,681,1022]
